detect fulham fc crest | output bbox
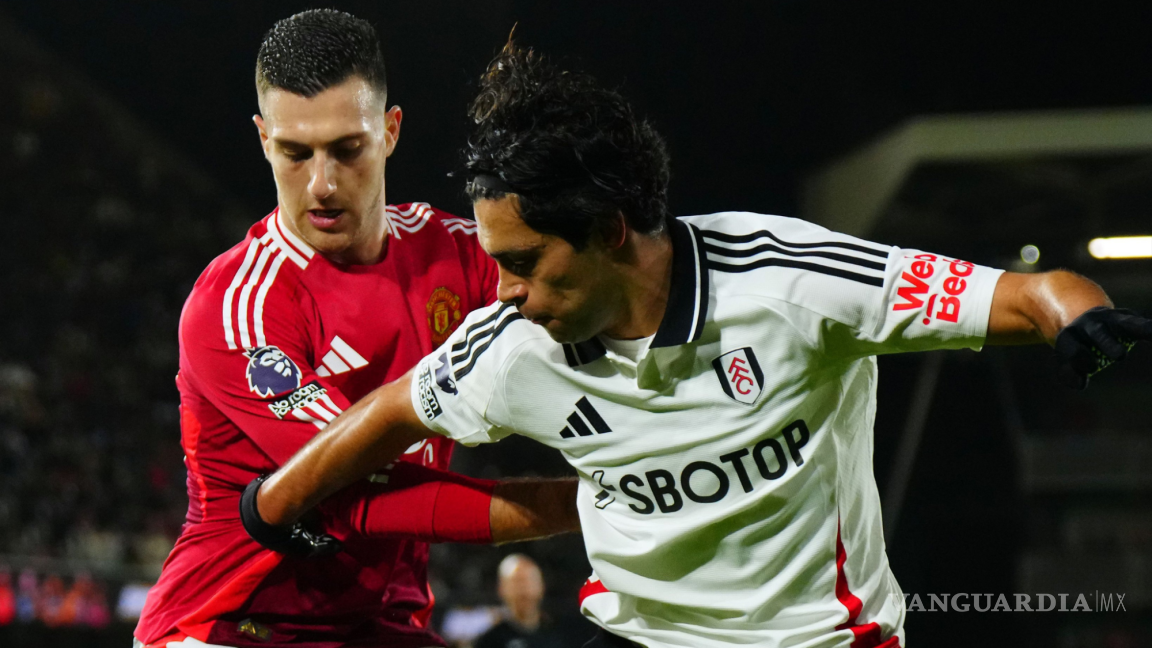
[712,347,764,405]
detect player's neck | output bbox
[325,227,390,266]
[347,200,392,265]
[601,231,673,340]
[508,607,541,631]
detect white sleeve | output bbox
[821,246,1004,358]
[693,212,1005,358]
[409,302,520,446]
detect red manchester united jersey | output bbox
[135,203,497,647]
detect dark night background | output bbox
[0,1,1149,647]
[8,1,1152,217]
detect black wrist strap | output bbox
[240,475,292,550]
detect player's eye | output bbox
[283,148,311,162]
[334,143,362,162]
[503,258,535,277]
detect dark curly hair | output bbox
[256,9,386,101]
[464,41,671,249]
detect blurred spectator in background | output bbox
[475,554,576,648]
[15,569,36,622]
[132,514,173,575]
[37,574,66,626]
[440,605,500,648]
[115,582,153,622]
[61,572,111,629]
[0,569,15,625]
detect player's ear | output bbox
[384,106,402,159]
[596,212,628,251]
[253,114,271,160]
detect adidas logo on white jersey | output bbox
[559,397,613,439]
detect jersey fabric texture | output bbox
[136,204,497,648]
[409,212,1003,648]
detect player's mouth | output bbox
[307,209,345,230]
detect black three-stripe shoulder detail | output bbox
[451,302,516,361]
[701,228,890,259]
[707,257,885,287]
[453,309,524,380]
[703,241,887,272]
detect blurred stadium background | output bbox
[0,2,1148,647]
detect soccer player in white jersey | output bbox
[242,43,1152,648]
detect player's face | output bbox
[497,562,544,617]
[475,196,623,343]
[254,77,401,265]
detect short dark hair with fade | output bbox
[256,9,387,100]
[464,42,671,250]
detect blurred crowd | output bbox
[0,569,111,628]
[0,30,248,589]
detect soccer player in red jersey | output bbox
[134,11,579,648]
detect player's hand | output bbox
[1054,307,1151,389]
[240,475,343,558]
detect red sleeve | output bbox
[321,463,496,544]
[179,255,353,468]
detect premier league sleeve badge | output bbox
[245,346,303,398]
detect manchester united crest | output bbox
[426,287,463,345]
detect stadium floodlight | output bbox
[1020,245,1040,264]
[1087,236,1152,259]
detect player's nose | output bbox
[496,270,528,306]
[308,156,337,200]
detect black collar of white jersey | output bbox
[651,218,710,348]
[563,218,710,367]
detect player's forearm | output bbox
[258,373,431,526]
[987,270,1112,345]
[332,471,579,544]
[490,477,581,544]
[329,464,496,543]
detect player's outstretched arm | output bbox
[322,465,580,545]
[987,270,1112,344]
[489,477,581,543]
[256,370,436,527]
[987,270,1152,387]
[245,370,581,549]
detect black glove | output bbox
[1054,307,1151,389]
[240,475,343,558]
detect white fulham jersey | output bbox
[410,213,1004,648]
